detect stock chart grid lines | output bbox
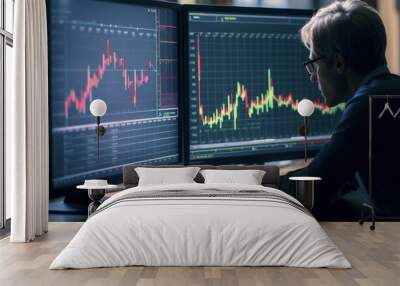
[188,12,344,160]
[49,0,179,188]
[52,13,160,126]
[56,120,178,179]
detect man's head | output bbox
[301,0,387,106]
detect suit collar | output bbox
[346,65,391,105]
[359,65,390,87]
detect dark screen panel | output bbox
[370,95,400,214]
[49,0,179,189]
[186,10,345,162]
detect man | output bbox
[281,0,400,217]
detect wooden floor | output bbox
[0,222,399,286]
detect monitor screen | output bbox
[186,9,345,162]
[49,0,179,189]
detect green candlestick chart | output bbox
[198,68,345,130]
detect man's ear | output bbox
[334,52,345,75]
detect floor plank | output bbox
[0,222,399,286]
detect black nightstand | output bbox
[76,184,118,216]
[289,176,321,210]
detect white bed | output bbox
[50,183,351,269]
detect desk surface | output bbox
[278,160,309,176]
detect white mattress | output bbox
[50,183,351,269]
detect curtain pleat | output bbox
[10,0,27,242]
[10,0,49,242]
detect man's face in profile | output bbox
[307,51,330,106]
[308,50,343,107]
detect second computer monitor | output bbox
[185,7,345,163]
[48,0,180,190]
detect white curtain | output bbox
[9,0,49,242]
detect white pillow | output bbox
[135,167,200,186]
[200,169,266,185]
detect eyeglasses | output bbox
[303,56,325,76]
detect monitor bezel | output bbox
[181,4,321,165]
[47,0,182,196]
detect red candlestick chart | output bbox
[49,0,179,189]
[64,40,154,119]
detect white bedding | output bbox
[50,183,351,269]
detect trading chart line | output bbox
[64,40,154,118]
[196,34,345,130]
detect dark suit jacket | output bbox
[281,67,400,215]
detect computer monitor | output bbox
[184,6,345,163]
[48,0,180,191]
